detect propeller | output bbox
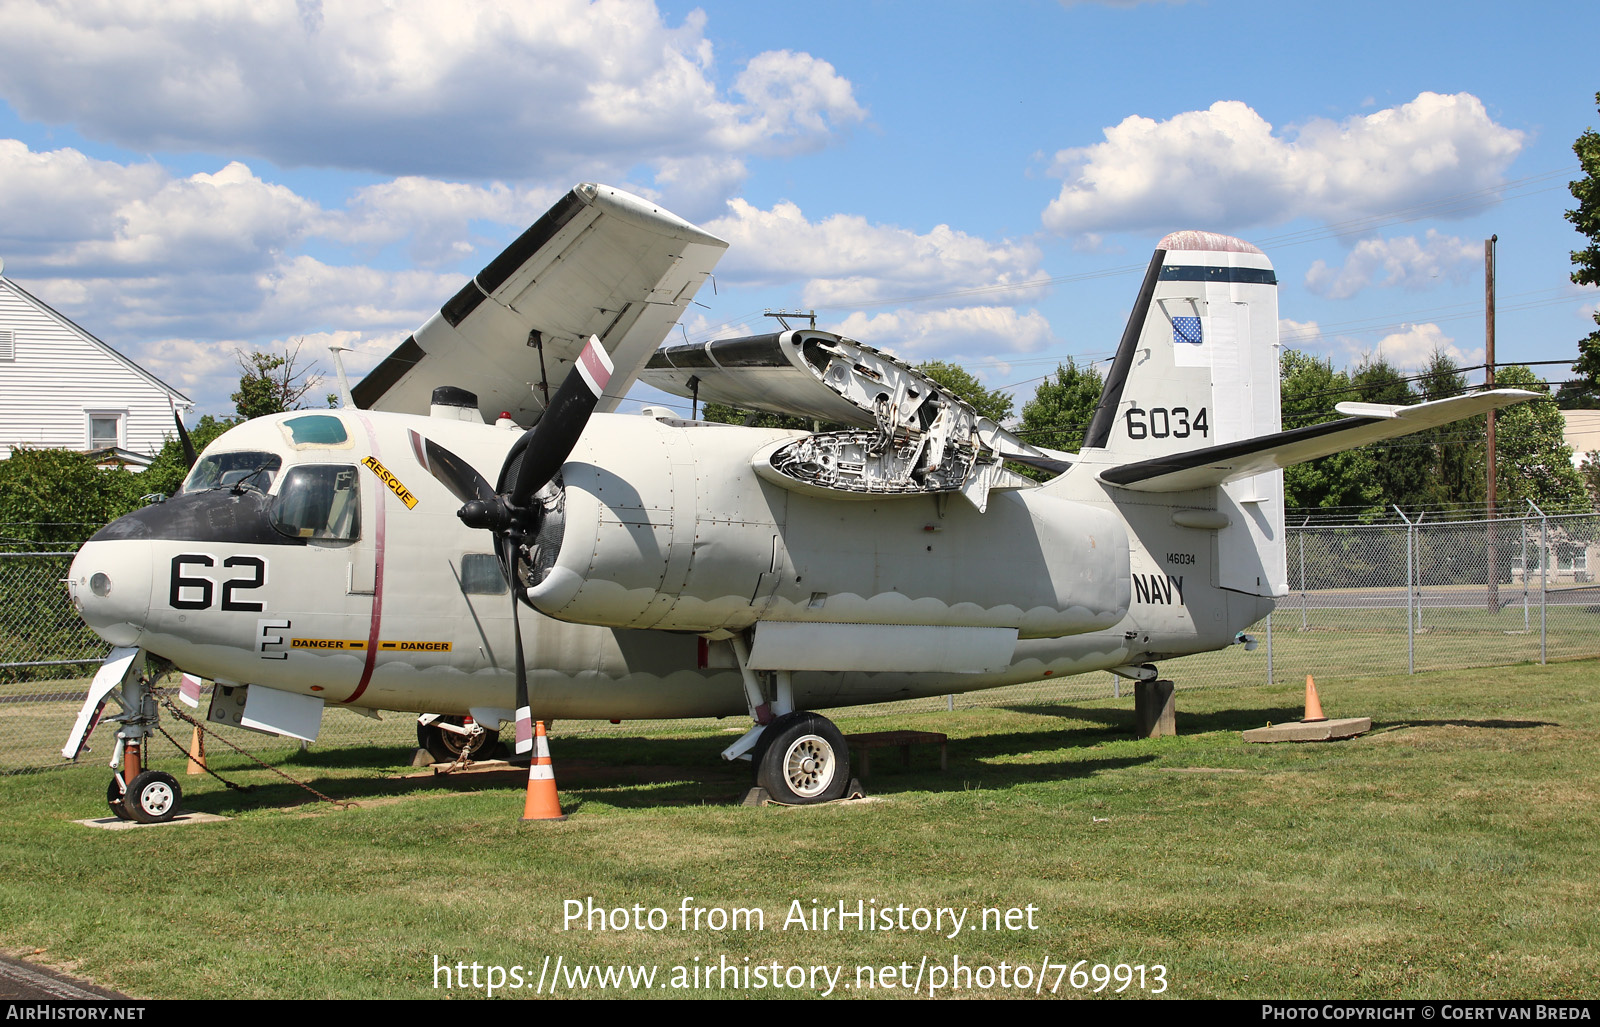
[408,335,614,754]
[169,399,197,470]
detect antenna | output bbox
[764,309,816,330]
[328,346,355,408]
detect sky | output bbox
[1,0,1596,425]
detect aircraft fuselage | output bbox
[68,407,1270,723]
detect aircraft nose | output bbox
[68,540,152,648]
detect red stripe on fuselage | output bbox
[343,412,387,704]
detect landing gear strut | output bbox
[718,635,853,805]
[64,647,184,824]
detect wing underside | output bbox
[354,183,728,425]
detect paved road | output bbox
[1278,585,1600,611]
[0,953,126,999]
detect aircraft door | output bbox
[345,469,378,595]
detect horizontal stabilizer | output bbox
[1099,389,1538,493]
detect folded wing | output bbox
[354,183,727,424]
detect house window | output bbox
[85,411,125,450]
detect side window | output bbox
[460,553,508,595]
[270,465,361,541]
[85,410,125,449]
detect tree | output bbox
[232,342,321,420]
[1016,359,1102,452]
[1568,92,1600,402]
[915,361,1014,423]
[1488,365,1587,511]
[1279,350,1381,517]
[1415,350,1482,510]
[1349,357,1436,510]
[0,449,142,547]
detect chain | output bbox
[157,691,356,809]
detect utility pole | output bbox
[1485,235,1498,612]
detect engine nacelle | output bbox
[526,415,1130,637]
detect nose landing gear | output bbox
[65,647,185,824]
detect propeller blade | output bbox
[407,429,498,506]
[506,536,533,756]
[170,401,197,470]
[508,335,613,509]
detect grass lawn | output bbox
[1,659,1597,1000]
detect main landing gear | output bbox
[720,636,853,805]
[753,712,851,805]
[416,715,501,764]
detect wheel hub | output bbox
[783,736,834,797]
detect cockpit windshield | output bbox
[270,465,361,541]
[183,451,282,493]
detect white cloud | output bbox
[0,0,863,201]
[1279,318,1325,349]
[707,198,1047,308]
[1042,92,1524,236]
[1304,231,1479,299]
[0,140,168,251]
[330,178,566,265]
[830,306,1055,359]
[1280,317,1481,371]
[1371,323,1481,370]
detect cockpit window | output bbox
[183,451,282,493]
[270,465,361,541]
[281,414,350,448]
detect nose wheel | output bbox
[107,770,182,824]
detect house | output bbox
[0,269,192,470]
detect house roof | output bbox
[0,274,194,409]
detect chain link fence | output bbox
[5,511,1597,774]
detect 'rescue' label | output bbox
[362,455,418,509]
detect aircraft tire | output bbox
[417,718,501,763]
[124,771,181,824]
[755,712,850,805]
[106,777,133,821]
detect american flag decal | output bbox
[1172,316,1203,345]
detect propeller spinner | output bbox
[409,336,613,754]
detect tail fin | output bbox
[1084,231,1280,458]
[1081,231,1285,599]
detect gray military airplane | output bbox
[61,184,1533,820]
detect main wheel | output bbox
[106,777,133,821]
[417,717,500,763]
[124,770,181,824]
[756,712,850,805]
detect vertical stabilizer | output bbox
[1085,231,1281,456]
[1085,231,1285,598]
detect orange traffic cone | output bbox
[1302,675,1328,723]
[521,721,568,822]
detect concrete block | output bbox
[1241,717,1372,743]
